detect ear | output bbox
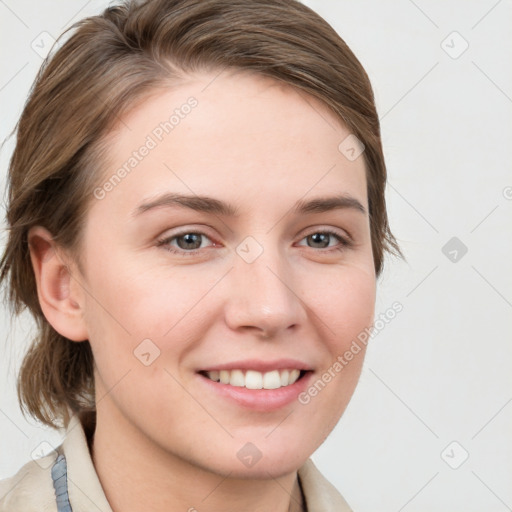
[27,226,88,342]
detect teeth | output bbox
[263,370,281,389]
[204,368,303,389]
[230,369,245,387]
[245,370,263,389]
[289,369,300,384]
[220,370,230,384]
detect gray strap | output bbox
[51,453,73,512]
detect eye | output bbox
[297,229,353,253]
[157,228,353,257]
[156,231,216,256]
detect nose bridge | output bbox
[225,234,305,336]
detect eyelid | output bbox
[296,228,354,252]
[156,224,355,257]
[156,227,218,252]
[300,225,353,243]
[158,223,353,242]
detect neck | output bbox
[88,404,305,512]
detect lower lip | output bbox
[197,371,314,412]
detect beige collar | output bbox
[56,412,352,512]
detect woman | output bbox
[0,0,403,510]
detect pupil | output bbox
[310,233,328,248]
[178,233,201,250]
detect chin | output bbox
[219,455,308,480]
[230,438,312,479]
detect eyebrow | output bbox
[132,192,367,218]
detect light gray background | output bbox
[1,1,511,511]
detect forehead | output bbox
[91,70,368,219]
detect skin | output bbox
[28,69,376,512]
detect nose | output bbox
[223,241,307,339]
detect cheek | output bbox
[339,274,375,345]
[81,250,223,363]
[296,266,375,440]
[84,248,187,326]
[309,264,376,353]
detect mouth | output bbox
[198,368,310,390]
[196,360,314,411]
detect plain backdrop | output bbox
[1,1,511,511]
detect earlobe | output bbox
[27,226,88,342]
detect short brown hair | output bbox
[0,0,403,430]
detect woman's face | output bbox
[76,70,376,477]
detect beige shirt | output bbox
[0,413,353,511]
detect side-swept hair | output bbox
[0,0,403,429]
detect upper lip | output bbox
[198,358,314,373]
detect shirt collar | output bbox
[58,412,351,512]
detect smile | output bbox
[201,369,305,389]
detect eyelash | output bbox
[156,228,353,257]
